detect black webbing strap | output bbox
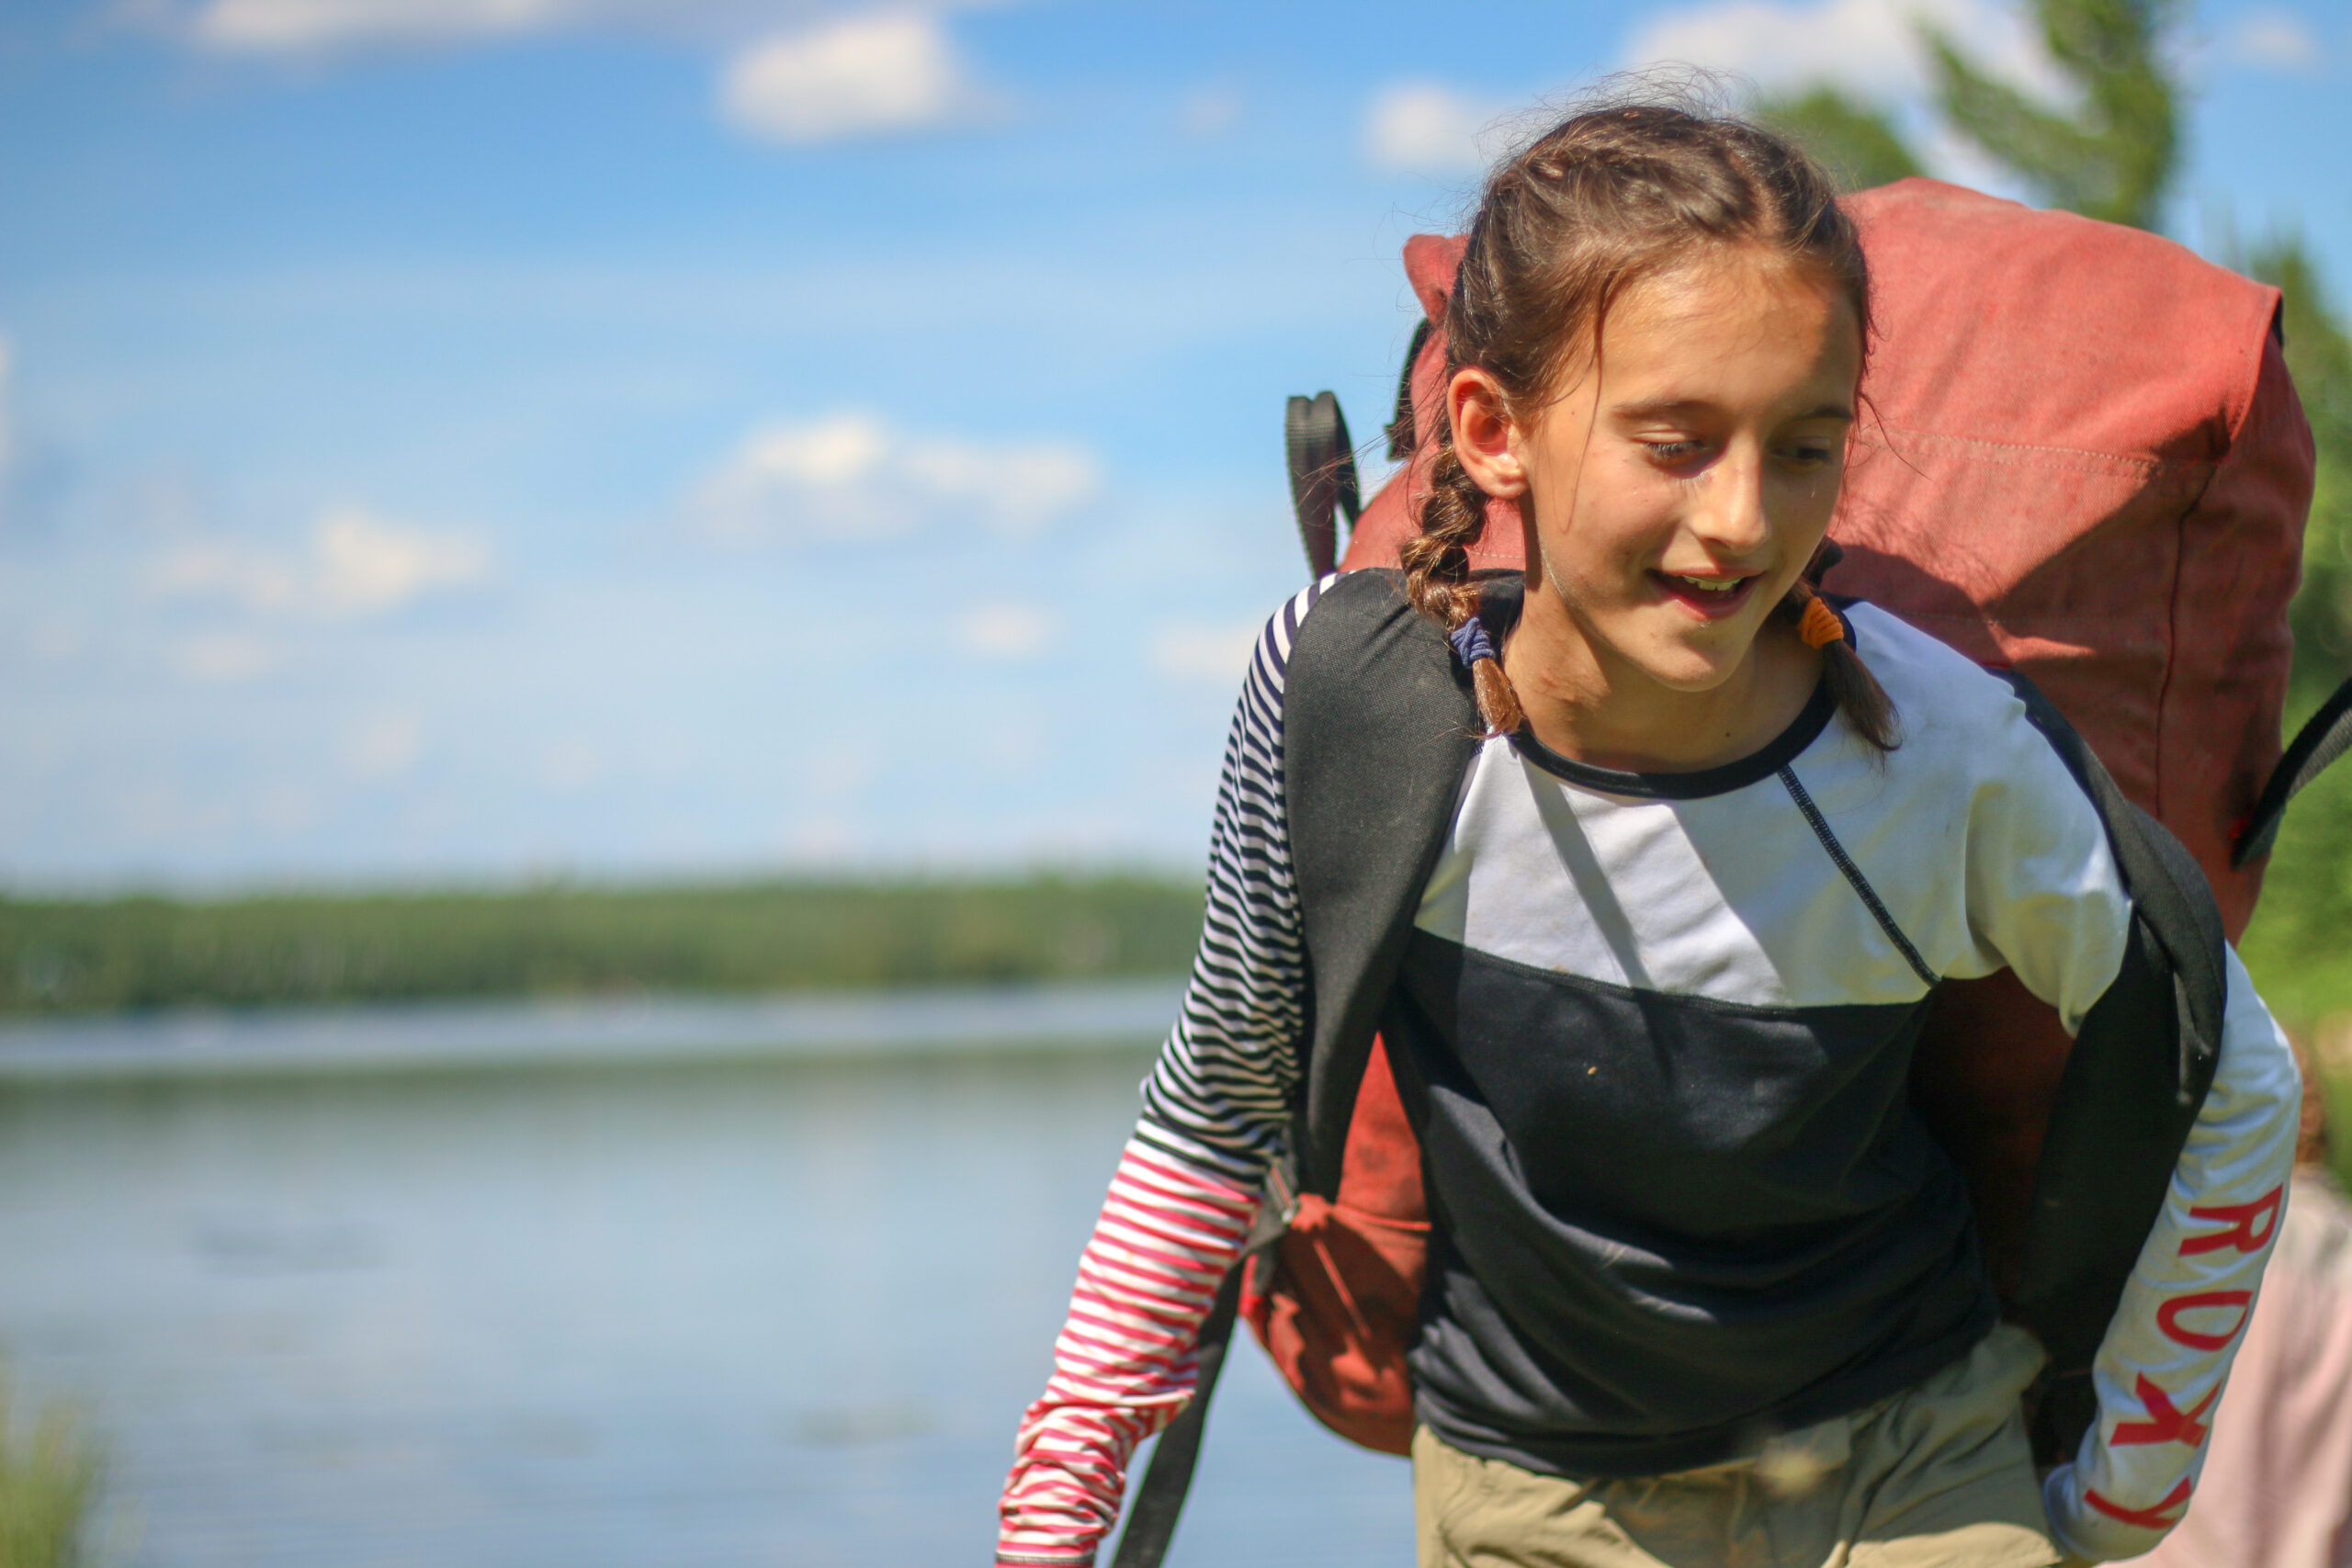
[2233,674,2352,867]
[1996,671,2226,1091]
[1284,391,1363,577]
[1385,319,1432,460]
[1105,1260,1246,1568]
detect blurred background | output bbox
[1,0,2348,1562]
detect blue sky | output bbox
[2,0,2346,891]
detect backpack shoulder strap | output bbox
[1106,1264,1246,1568]
[1112,569,1487,1568]
[1283,567,1495,1196]
[2233,674,2352,868]
[1284,392,1363,578]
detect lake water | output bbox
[0,987,1415,1566]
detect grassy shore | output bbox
[0,874,1204,1016]
[0,1370,98,1568]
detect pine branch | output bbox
[1754,87,1925,193]
[1924,0,2179,230]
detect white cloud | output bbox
[148,506,492,620]
[172,631,277,682]
[182,0,838,54]
[181,4,1006,149]
[1179,83,1242,139]
[1150,620,1261,684]
[719,12,980,144]
[342,714,424,780]
[150,539,301,609]
[689,412,1099,544]
[538,739,604,792]
[1621,0,2064,106]
[2225,9,2323,73]
[311,508,492,613]
[800,739,882,799]
[957,601,1052,660]
[191,0,564,51]
[1364,82,1511,175]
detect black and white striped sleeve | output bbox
[1133,579,1329,1183]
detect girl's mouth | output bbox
[1650,570,1763,621]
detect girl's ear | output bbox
[1448,368,1528,499]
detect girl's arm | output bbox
[2040,945,2302,1562]
[1966,712,2302,1563]
[996,581,1325,1567]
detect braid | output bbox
[1402,427,1526,737]
[1780,576,1899,754]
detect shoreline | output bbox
[0,977,1183,1083]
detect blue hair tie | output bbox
[1449,618,1497,669]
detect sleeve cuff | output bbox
[2042,1461,2181,1562]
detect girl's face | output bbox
[1451,248,1862,699]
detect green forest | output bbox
[0,875,1204,1015]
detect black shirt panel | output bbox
[1387,931,1997,1477]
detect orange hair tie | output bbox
[1799,595,1846,649]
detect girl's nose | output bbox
[1688,448,1772,558]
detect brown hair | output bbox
[1403,96,1899,751]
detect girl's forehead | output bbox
[1584,253,1861,381]
[1611,247,1853,333]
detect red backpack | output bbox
[1107,180,2347,1568]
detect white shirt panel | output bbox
[1415,604,2133,1020]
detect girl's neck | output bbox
[1502,581,1822,774]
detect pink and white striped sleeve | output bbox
[994,1137,1259,1567]
[998,588,1316,1564]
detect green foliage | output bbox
[2245,235,2352,711]
[0,875,1205,1015]
[0,1371,98,1568]
[2236,235,2352,1027]
[2240,760,2352,1024]
[1924,0,2180,229]
[1754,87,1926,193]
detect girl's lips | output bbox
[1650,570,1762,621]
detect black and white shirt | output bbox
[1129,577,2300,1561]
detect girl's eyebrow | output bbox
[1609,398,1857,421]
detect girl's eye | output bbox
[1780,443,1838,469]
[1644,440,1706,465]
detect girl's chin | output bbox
[1644,662,1749,696]
[1616,622,1760,693]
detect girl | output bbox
[996,101,2301,1568]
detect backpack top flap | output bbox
[1283,569,1488,1197]
[1828,179,2307,939]
[1340,180,2312,940]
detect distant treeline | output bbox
[0,875,1206,1015]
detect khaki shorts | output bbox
[1413,1325,2062,1568]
